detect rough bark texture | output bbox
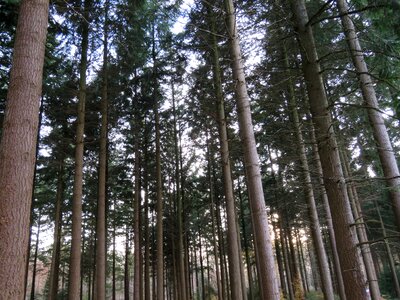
[224,0,280,299]
[68,1,90,298]
[289,0,367,298]
[0,0,48,297]
[336,0,400,233]
[94,6,108,299]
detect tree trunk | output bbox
[223,1,280,298]
[68,0,90,298]
[206,2,245,299]
[284,43,335,300]
[172,82,187,300]
[134,128,142,300]
[340,149,381,299]
[94,4,108,299]
[336,0,400,232]
[124,229,130,300]
[155,71,164,300]
[289,0,367,298]
[30,213,41,300]
[309,120,346,300]
[206,139,224,300]
[0,0,48,297]
[48,159,65,300]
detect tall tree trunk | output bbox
[374,198,400,298]
[112,214,116,300]
[68,0,90,298]
[0,0,48,297]
[289,0,366,298]
[205,2,245,299]
[172,82,187,300]
[340,149,380,299]
[309,121,346,300]
[206,138,224,300]
[238,181,254,300]
[94,3,109,299]
[284,44,334,299]
[48,159,65,300]
[336,0,400,232]
[30,212,41,300]
[154,67,164,300]
[124,229,130,300]
[134,127,142,300]
[223,1,280,298]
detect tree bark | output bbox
[0,0,48,297]
[223,0,280,298]
[309,120,347,300]
[284,44,335,300]
[134,121,142,300]
[48,159,65,300]
[30,213,41,300]
[94,3,109,299]
[205,2,245,299]
[289,0,367,298]
[340,149,381,299]
[336,0,400,232]
[68,0,90,298]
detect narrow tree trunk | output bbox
[155,79,164,300]
[94,3,109,298]
[238,181,255,300]
[309,121,346,300]
[124,229,130,300]
[206,3,245,299]
[133,109,142,300]
[336,0,400,232]
[30,213,41,300]
[68,1,90,298]
[112,217,116,300]
[340,149,381,299]
[48,159,65,300]
[172,82,187,300]
[374,198,400,298]
[0,0,48,297]
[289,0,366,298]
[223,1,280,298]
[284,45,334,299]
[206,140,224,300]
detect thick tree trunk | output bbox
[336,0,400,232]
[223,1,280,298]
[289,0,367,298]
[68,1,90,298]
[48,159,65,300]
[94,4,108,299]
[0,0,48,297]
